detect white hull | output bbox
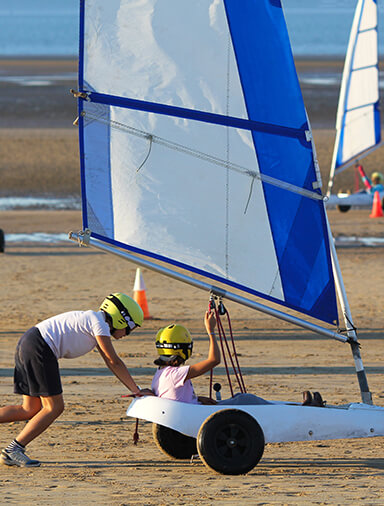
[127,396,384,443]
[326,190,383,209]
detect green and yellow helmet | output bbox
[371,171,384,182]
[100,293,144,331]
[155,324,193,361]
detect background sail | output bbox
[78,0,338,325]
[331,0,380,177]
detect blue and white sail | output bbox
[327,0,380,195]
[77,0,338,326]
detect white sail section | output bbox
[77,0,338,324]
[327,0,380,194]
[81,1,284,300]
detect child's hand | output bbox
[204,310,216,334]
[136,388,155,397]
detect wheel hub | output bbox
[227,438,237,448]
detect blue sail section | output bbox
[224,0,338,324]
[78,2,114,237]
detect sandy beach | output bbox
[1,59,384,505]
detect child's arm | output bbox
[357,164,372,190]
[96,335,141,394]
[186,310,220,380]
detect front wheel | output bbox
[197,409,265,475]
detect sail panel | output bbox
[224,0,337,322]
[78,0,338,325]
[333,0,380,172]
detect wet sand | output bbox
[0,59,384,505]
[0,58,383,198]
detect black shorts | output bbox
[14,327,63,397]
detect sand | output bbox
[1,59,384,505]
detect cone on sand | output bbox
[133,268,152,319]
[369,191,383,218]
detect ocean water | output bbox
[0,196,81,211]
[0,0,78,57]
[0,0,384,58]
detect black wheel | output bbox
[152,423,197,460]
[336,205,351,213]
[0,229,4,253]
[197,409,265,475]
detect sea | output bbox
[1,0,383,244]
[1,0,384,58]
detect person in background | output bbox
[359,170,384,194]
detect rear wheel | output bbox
[336,205,350,213]
[197,409,265,475]
[152,423,197,460]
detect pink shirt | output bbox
[151,365,199,404]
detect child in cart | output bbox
[151,310,272,405]
[0,293,153,468]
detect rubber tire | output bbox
[336,205,350,213]
[197,409,265,475]
[0,229,4,253]
[152,423,197,460]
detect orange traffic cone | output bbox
[369,191,383,218]
[133,268,152,319]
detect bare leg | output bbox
[0,395,41,423]
[15,394,64,447]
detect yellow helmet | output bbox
[100,293,144,331]
[155,324,193,361]
[371,172,384,182]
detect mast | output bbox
[327,219,372,405]
[326,128,342,198]
[307,91,372,403]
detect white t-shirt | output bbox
[36,310,110,359]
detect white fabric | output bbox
[334,0,378,169]
[36,310,110,359]
[82,0,284,302]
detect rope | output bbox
[136,135,153,172]
[133,418,139,445]
[208,296,247,398]
[224,307,247,393]
[121,393,141,443]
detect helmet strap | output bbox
[107,294,136,329]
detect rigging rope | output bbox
[136,134,153,172]
[208,295,247,400]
